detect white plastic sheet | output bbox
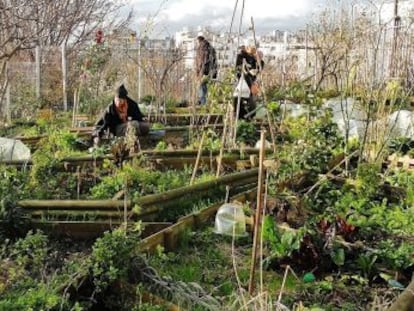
[335,118,367,140]
[279,102,307,118]
[0,138,31,161]
[384,110,414,138]
[263,97,414,141]
[323,97,365,120]
[324,97,367,140]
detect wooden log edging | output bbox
[18,168,259,214]
[139,168,258,208]
[26,221,172,240]
[139,188,258,252]
[0,148,272,168]
[13,123,224,149]
[17,169,259,239]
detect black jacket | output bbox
[93,96,145,138]
[235,51,264,87]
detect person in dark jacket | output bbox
[92,84,149,146]
[195,33,216,105]
[233,45,264,119]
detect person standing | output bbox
[233,45,264,119]
[195,33,217,105]
[92,84,150,146]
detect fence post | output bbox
[5,78,10,123]
[35,45,41,100]
[138,38,142,101]
[62,43,68,111]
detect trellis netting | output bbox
[0,138,31,161]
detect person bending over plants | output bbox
[92,84,150,146]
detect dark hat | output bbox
[116,84,128,99]
[197,32,205,40]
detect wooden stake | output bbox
[385,278,414,311]
[248,129,266,294]
[216,102,231,177]
[190,131,206,185]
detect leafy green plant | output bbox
[90,229,144,296]
[356,253,378,280]
[155,141,167,151]
[376,240,414,271]
[90,162,193,200]
[267,101,281,117]
[236,120,257,145]
[25,128,86,199]
[0,283,61,311]
[0,166,29,234]
[262,216,303,261]
[387,137,414,155]
[355,163,381,199]
[0,231,68,310]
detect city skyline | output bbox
[129,0,327,37]
[128,0,411,38]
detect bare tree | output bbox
[0,0,131,122]
[124,42,187,120]
[307,5,357,92]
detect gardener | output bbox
[195,33,217,105]
[92,84,150,146]
[233,45,264,120]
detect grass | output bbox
[146,223,398,310]
[148,226,303,309]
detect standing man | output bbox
[92,84,150,146]
[195,33,217,105]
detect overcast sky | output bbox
[129,0,327,37]
[128,0,410,38]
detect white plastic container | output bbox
[214,202,247,237]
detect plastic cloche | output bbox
[214,202,247,237]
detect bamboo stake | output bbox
[216,102,231,177]
[250,17,277,154]
[248,129,266,295]
[123,176,128,229]
[190,131,206,185]
[71,88,77,128]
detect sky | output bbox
[129,0,327,37]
